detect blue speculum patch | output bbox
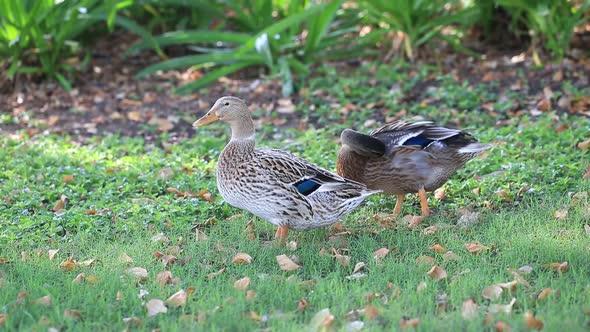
[294,179,321,196]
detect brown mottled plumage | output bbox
[194,96,379,244]
[337,120,492,216]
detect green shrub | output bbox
[0,0,157,90]
[477,0,590,63]
[361,0,478,59]
[130,0,383,96]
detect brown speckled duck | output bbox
[337,120,491,216]
[194,96,379,244]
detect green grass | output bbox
[1,64,590,331]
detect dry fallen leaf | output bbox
[195,229,209,242]
[524,311,544,330]
[161,255,177,267]
[482,285,504,301]
[296,298,308,312]
[246,290,256,300]
[156,271,173,286]
[495,321,512,332]
[0,314,6,326]
[583,165,590,180]
[578,139,590,150]
[546,261,568,273]
[232,253,253,264]
[146,299,168,317]
[123,317,142,327]
[434,187,446,200]
[352,262,366,274]
[399,317,420,328]
[64,309,82,320]
[234,277,251,290]
[119,253,133,265]
[276,254,300,271]
[32,295,52,306]
[423,225,439,235]
[553,209,568,220]
[461,299,478,320]
[309,308,334,332]
[48,249,60,261]
[465,242,491,254]
[416,255,435,265]
[373,248,390,261]
[364,305,379,320]
[62,175,74,184]
[537,288,553,301]
[489,297,516,314]
[207,268,226,280]
[78,259,97,267]
[52,195,67,212]
[166,289,187,307]
[430,244,446,253]
[72,273,85,283]
[427,265,447,281]
[125,267,148,281]
[59,258,77,271]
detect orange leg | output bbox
[275,225,289,245]
[392,194,405,216]
[418,188,431,216]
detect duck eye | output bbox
[224,102,230,106]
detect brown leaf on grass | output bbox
[161,255,177,267]
[286,240,298,251]
[373,248,390,261]
[553,209,568,220]
[234,277,250,290]
[276,254,300,271]
[32,295,52,306]
[525,311,544,330]
[423,225,439,235]
[364,305,379,320]
[537,288,553,301]
[207,267,226,280]
[156,271,173,286]
[309,308,334,332]
[0,258,9,264]
[545,261,568,273]
[64,309,82,320]
[489,297,516,314]
[583,165,590,180]
[430,244,446,253]
[52,195,67,212]
[427,265,447,281]
[352,262,366,274]
[156,167,174,180]
[578,139,590,150]
[461,299,478,320]
[332,248,350,267]
[78,259,97,267]
[232,253,253,264]
[434,187,446,200]
[498,280,518,291]
[119,253,133,265]
[48,249,60,260]
[72,273,85,283]
[245,220,256,241]
[465,242,491,254]
[296,298,308,312]
[509,269,532,288]
[399,317,420,328]
[416,255,435,265]
[154,251,164,259]
[60,258,77,271]
[146,299,168,317]
[246,290,256,300]
[195,229,209,242]
[482,285,504,301]
[166,289,187,307]
[0,314,6,326]
[16,291,29,305]
[62,175,74,184]
[406,215,425,228]
[123,317,142,327]
[125,267,148,281]
[495,321,512,332]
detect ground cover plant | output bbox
[1,62,589,330]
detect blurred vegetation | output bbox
[1,0,589,92]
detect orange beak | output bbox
[193,110,219,127]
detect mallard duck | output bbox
[337,120,491,216]
[194,96,378,244]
